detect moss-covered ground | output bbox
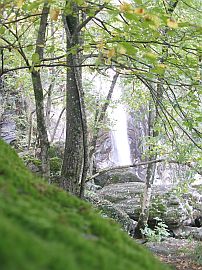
[0,140,170,270]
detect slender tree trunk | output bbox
[89,72,119,175]
[135,100,157,237]
[31,3,50,179]
[61,5,89,197]
[50,107,65,143]
[135,0,179,238]
[46,22,56,136]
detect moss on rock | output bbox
[0,140,169,270]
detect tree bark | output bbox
[31,3,50,179]
[61,5,89,197]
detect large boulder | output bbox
[94,168,143,187]
[97,182,201,229]
[0,140,169,270]
[86,192,137,233]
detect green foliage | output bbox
[150,197,166,218]
[50,157,62,173]
[49,143,64,159]
[141,218,170,242]
[0,140,169,270]
[23,155,42,167]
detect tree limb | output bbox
[87,158,202,181]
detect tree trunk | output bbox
[61,5,89,197]
[89,72,119,176]
[135,100,157,238]
[31,3,50,179]
[135,0,179,238]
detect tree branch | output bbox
[87,158,202,181]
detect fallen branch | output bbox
[87,158,202,181]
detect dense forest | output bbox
[0,0,201,269]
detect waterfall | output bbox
[110,80,132,166]
[86,70,132,168]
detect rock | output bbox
[173,226,202,241]
[94,168,143,187]
[0,112,16,144]
[97,183,201,229]
[145,238,199,256]
[95,132,113,168]
[85,192,136,233]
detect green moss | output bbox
[0,140,170,270]
[23,155,42,167]
[50,157,62,173]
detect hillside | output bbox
[0,140,169,270]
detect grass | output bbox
[0,140,170,270]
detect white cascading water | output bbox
[110,77,132,166]
[86,70,132,167]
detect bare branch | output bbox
[87,158,202,181]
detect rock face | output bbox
[94,168,143,187]
[96,182,202,229]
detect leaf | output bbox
[167,19,178,29]
[144,52,158,60]
[119,2,132,13]
[195,116,202,122]
[16,0,24,8]
[106,48,115,59]
[96,41,105,51]
[50,8,60,21]
[133,8,145,15]
[74,0,84,4]
[118,46,126,55]
[32,53,40,64]
[121,42,137,55]
[0,26,5,34]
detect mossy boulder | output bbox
[94,168,143,187]
[97,182,200,228]
[0,140,169,270]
